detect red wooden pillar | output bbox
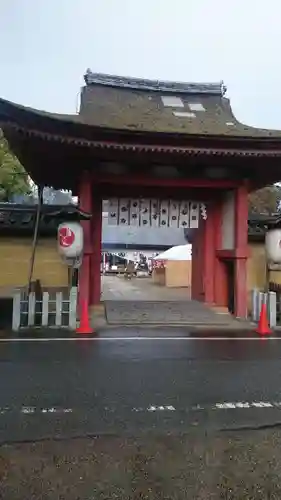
[213,200,228,308]
[78,172,92,310]
[192,202,217,305]
[203,205,216,304]
[191,223,202,301]
[234,184,248,318]
[90,193,102,306]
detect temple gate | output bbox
[1,71,281,320]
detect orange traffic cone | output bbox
[76,299,93,335]
[256,303,272,336]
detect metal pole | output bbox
[265,261,270,293]
[27,185,43,293]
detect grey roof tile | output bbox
[0,72,281,140]
[79,71,281,137]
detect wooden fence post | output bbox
[55,292,63,327]
[69,287,78,330]
[12,291,21,331]
[42,292,49,327]
[28,292,36,327]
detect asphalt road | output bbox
[2,331,281,498]
[1,331,281,443]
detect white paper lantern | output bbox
[58,222,83,259]
[265,229,281,263]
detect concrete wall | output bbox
[1,235,281,300]
[247,241,281,296]
[0,237,68,296]
[247,242,267,291]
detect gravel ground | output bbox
[1,430,281,499]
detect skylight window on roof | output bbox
[188,103,205,112]
[173,111,195,118]
[161,96,184,108]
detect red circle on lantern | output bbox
[59,227,75,248]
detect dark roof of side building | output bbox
[0,204,277,244]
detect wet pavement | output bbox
[2,333,281,498]
[1,333,281,442]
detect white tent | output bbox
[153,244,192,261]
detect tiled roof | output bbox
[0,71,281,141]
[0,204,90,235]
[84,70,227,95]
[79,71,281,137]
[247,213,281,240]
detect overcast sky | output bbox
[1,0,280,129]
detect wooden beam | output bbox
[91,173,240,189]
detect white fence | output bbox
[251,289,277,327]
[12,287,78,331]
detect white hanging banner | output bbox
[179,201,190,228]
[129,199,140,226]
[118,198,130,226]
[107,199,207,228]
[159,200,169,227]
[108,199,119,226]
[169,200,180,228]
[189,203,200,229]
[140,199,151,227]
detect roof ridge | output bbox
[84,69,227,96]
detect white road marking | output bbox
[0,337,280,342]
[251,402,274,408]
[134,401,281,412]
[215,403,237,409]
[134,405,176,412]
[21,407,36,414]
[214,401,275,410]
[147,405,176,412]
[0,402,280,416]
[0,407,9,415]
[0,407,73,415]
[234,402,251,408]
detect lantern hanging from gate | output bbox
[58,222,84,260]
[265,228,281,263]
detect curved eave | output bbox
[3,125,281,158]
[0,203,91,220]
[1,97,281,157]
[45,206,91,219]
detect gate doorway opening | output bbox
[96,197,238,327]
[100,197,194,321]
[101,198,192,294]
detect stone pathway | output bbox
[101,275,191,302]
[101,276,248,327]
